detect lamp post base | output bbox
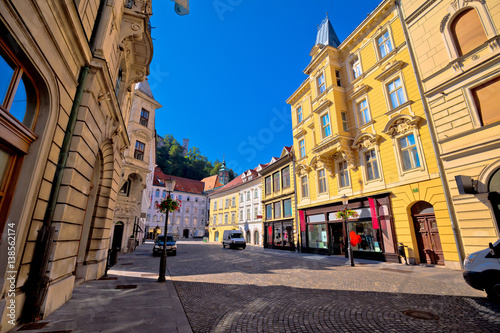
[158,249,167,282]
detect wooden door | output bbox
[414,214,444,265]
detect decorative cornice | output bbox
[313,99,333,114]
[352,133,379,150]
[347,84,372,101]
[405,0,438,24]
[382,115,421,138]
[293,127,307,139]
[374,60,407,81]
[439,13,450,33]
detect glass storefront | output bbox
[307,223,328,250]
[346,221,382,253]
[264,220,294,250]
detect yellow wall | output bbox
[208,190,240,242]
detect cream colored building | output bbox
[113,79,161,253]
[401,0,500,258]
[0,0,155,329]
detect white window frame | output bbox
[297,105,303,124]
[375,29,394,60]
[385,74,408,110]
[355,96,371,127]
[299,138,306,159]
[337,160,351,189]
[335,69,342,87]
[316,72,326,95]
[320,111,332,139]
[391,129,427,178]
[317,168,328,195]
[360,147,384,186]
[301,175,309,198]
[349,55,363,82]
[341,111,349,132]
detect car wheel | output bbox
[486,283,500,303]
[243,245,246,249]
[223,243,226,248]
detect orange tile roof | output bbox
[154,168,205,194]
[201,175,223,191]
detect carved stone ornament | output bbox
[383,115,421,138]
[374,60,407,81]
[440,13,451,33]
[352,133,379,150]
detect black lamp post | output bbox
[158,177,176,282]
[341,194,355,267]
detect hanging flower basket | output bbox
[158,195,182,213]
[335,209,359,220]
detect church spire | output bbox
[315,14,341,48]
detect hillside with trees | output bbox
[156,134,236,181]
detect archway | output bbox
[411,201,444,265]
[214,231,219,242]
[254,230,259,245]
[112,222,124,251]
[183,228,189,238]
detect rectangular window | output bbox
[134,141,145,160]
[339,161,350,188]
[318,169,327,193]
[186,207,190,213]
[266,204,272,220]
[265,176,271,194]
[377,30,393,58]
[239,209,243,221]
[341,112,348,132]
[297,106,303,123]
[321,113,331,138]
[273,172,280,192]
[225,198,229,208]
[299,139,306,158]
[282,166,290,189]
[357,99,370,125]
[301,176,309,198]
[388,78,406,109]
[317,74,326,94]
[212,216,216,225]
[335,70,342,87]
[140,109,149,127]
[232,196,236,207]
[240,193,244,202]
[351,56,362,80]
[254,206,258,219]
[254,189,258,198]
[213,200,217,210]
[274,201,281,219]
[399,133,421,170]
[471,76,500,126]
[246,208,250,220]
[231,212,235,223]
[246,191,250,200]
[224,214,228,224]
[283,199,292,218]
[365,149,380,180]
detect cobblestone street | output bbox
[169,241,500,333]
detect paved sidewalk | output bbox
[11,242,192,333]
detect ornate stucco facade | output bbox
[0,0,154,329]
[401,0,500,257]
[287,1,460,267]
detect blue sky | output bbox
[149,0,379,176]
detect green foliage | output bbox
[156,135,237,181]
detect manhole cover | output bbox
[115,285,137,289]
[20,322,49,330]
[402,310,440,320]
[99,277,118,280]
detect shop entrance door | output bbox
[329,223,344,255]
[411,202,444,265]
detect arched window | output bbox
[162,190,167,198]
[489,168,500,193]
[451,8,487,57]
[155,189,160,197]
[254,230,259,245]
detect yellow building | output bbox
[208,167,263,244]
[400,0,500,258]
[287,2,460,268]
[260,147,297,251]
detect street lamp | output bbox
[340,194,355,267]
[158,177,176,282]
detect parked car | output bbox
[153,235,177,256]
[463,239,500,302]
[222,230,246,249]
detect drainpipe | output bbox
[292,153,300,253]
[395,0,464,268]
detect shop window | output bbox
[321,113,331,138]
[317,169,328,194]
[377,30,393,58]
[364,149,380,181]
[283,199,292,218]
[273,171,280,192]
[301,176,309,198]
[338,161,350,188]
[140,109,149,127]
[297,106,303,123]
[299,139,306,159]
[399,133,421,170]
[357,98,371,126]
[307,224,328,249]
[387,77,406,109]
[265,176,271,194]
[471,76,500,126]
[282,166,290,189]
[134,140,145,161]
[451,8,487,57]
[317,73,326,94]
[274,201,281,219]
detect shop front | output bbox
[300,194,398,262]
[264,219,295,251]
